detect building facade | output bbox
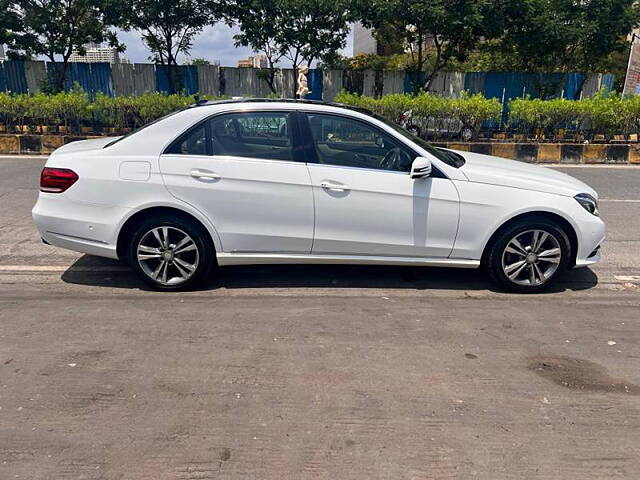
[237,55,269,68]
[69,43,128,64]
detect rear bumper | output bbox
[32,193,130,260]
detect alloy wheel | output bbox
[136,226,200,286]
[501,229,562,287]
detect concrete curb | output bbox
[432,142,640,164]
[0,134,102,155]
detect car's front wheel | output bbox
[127,214,215,290]
[485,219,571,293]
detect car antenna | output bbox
[192,95,208,106]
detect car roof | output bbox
[191,97,375,117]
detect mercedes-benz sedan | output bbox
[33,99,605,292]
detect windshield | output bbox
[371,112,466,168]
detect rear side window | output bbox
[210,112,293,161]
[168,124,208,155]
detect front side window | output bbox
[306,113,414,172]
[210,112,293,161]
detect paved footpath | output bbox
[1,157,640,479]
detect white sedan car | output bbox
[33,99,605,292]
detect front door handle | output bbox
[320,181,350,192]
[190,169,220,181]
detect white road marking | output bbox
[0,155,47,160]
[599,199,640,203]
[0,265,128,272]
[548,164,640,169]
[615,275,640,282]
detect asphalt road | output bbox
[1,157,640,479]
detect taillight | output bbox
[40,167,79,193]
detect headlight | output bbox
[575,193,599,216]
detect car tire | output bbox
[485,218,571,293]
[408,125,421,137]
[460,127,473,142]
[127,214,215,291]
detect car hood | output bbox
[52,136,121,155]
[453,150,597,198]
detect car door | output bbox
[302,112,459,258]
[159,110,314,254]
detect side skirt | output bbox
[217,253,480,268]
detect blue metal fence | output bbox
[0,60,617,103]
[155,65,200,94]
[0,63,6,93]
[306,69,324,100]
[1,61,28,93]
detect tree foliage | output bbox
[497,0,640,73]
[122,0,220,93]
[358,0,501,91]
[225,0,356,96]
[3,0,123,92]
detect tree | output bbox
[123,0,220,93]
[359,0,502,92]
[225,0,356,97]
[225,0,285,94]
[483,0,640,98]
[3,0,123,92]
[188,57,212,65]
[279,0,355,96]
[0,0,21,49]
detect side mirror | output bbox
[410,157,432,179]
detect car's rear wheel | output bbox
[485,219,571,293]
[127,214,214,290]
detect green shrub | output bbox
[509,97,584,134]
[50,88,91,132]
[452,92,502,137]
[3,87,640,140]
[336,90,501,139]
[580,91,624,139]
[509,90,629,139]
[0,89,226,133]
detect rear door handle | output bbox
[190,169,220,181]
[320,181,350,192]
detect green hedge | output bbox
[507,92,640,139]
[337,90,640,140]
[0,90,226,134]
[3,88,640,140]
[335,90,503,139]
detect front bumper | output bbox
[32,193,131,260]
[573,214,605,268]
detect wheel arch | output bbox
[480,210,578,268]
[116,205,221,260]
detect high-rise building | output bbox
[0,44,6,61]
[354,23,407,56]
[353,23,377,56]
[237,55,269,68]
[69,44,129,64]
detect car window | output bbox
[372,113,465,168]
[306,114,413,172]
[210,112,293,161]
[169,124,208,155]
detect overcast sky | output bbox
[117,24,354,67]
